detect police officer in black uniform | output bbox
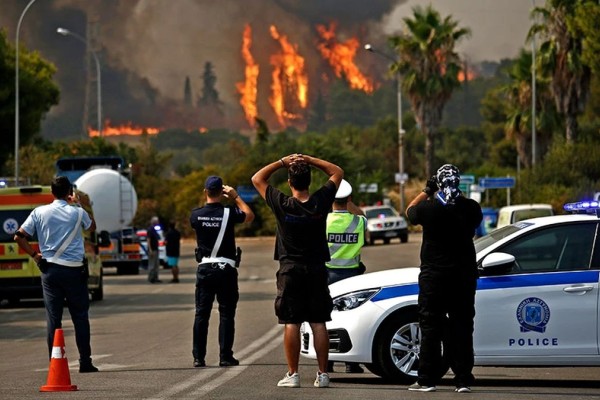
[190,176,254,368]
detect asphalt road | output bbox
[1,234,600,399]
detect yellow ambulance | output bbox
[0,185,104,304]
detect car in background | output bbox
[475,207,498,237]
[496,203,553,229]
[301,200,600,383]
[361,205,408,245]
[136,227,167,268]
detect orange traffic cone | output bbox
[40,328,78,392]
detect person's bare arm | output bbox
[406,192,428,215]
[14,229,41,263]
[70,191,97,232]
[223,184,255,223]
[251,153,344,198]
[301,154,344,188]
[251,159,284,200]
[347,200,365,216]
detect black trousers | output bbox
[417,267,477,387]
[192,263,239,361]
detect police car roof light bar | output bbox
[563,201,600,217]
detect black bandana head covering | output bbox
[435,164,461,205]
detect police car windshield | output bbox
[474,225,522,253]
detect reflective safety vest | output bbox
[325,211,366,269]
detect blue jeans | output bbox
[41,263,91,363]
[192,263,239,361]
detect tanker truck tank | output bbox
[75,169,142,275]
[74,169,138,232]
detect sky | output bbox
[1,0,534,137]
[385,0,532,63]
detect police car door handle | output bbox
[563,285,594,294]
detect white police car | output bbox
[301,201,600,382]
[362,205,409,245]
[137,227,167,268]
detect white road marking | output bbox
[148,324,283,399]
[35,353,114,371]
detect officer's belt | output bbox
[200,257,236,268]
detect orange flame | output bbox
[88,121,161,137]
[458,65,477,82]
[316,22,373,93]
[269,25,309,127]
[434,50,476,82]
[236,24,259,127]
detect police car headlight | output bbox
[332,289,380,311]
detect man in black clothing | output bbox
[190,176,254,368]
[147,216,161,283]
[405,164,482,393]
[165,222,181,283]
[251,153,343,388]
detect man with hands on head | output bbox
[251,153,343,388]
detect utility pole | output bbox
[83,16,101,138]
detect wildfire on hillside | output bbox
[236,24,259,127]
[435,49,478,82]
[235,22,374,130]
[88,121,161,137]
[316,22,373,93]
[268,25,309,128]
[89,21,384,135]
[458,66,477,82]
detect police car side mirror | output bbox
[98,230,111,247]
[480,252,515,276]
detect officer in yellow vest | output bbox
[325,179,367,373]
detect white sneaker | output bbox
[408,382,437,392]
[277,372,300,388]
[455,386,472,393]
[314,372,330,388]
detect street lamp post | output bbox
[15,0,39,184]
[530,0,537,168]
[364,44,406,213]
[56,27,102,137]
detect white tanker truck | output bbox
[57,157,142,275]
[75,168,142,275]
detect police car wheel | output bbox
[372,310,450,383]
[366,231,374,246]
[364,362,384,377]
[373,311,420,383]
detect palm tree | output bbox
[501,49,559,169]
[389,5,470,177]
[531,0,592,143]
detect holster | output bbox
[235,247,242,268]
[194,247,203,263]
[37,258,49,274]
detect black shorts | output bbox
[275,260,333,324]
